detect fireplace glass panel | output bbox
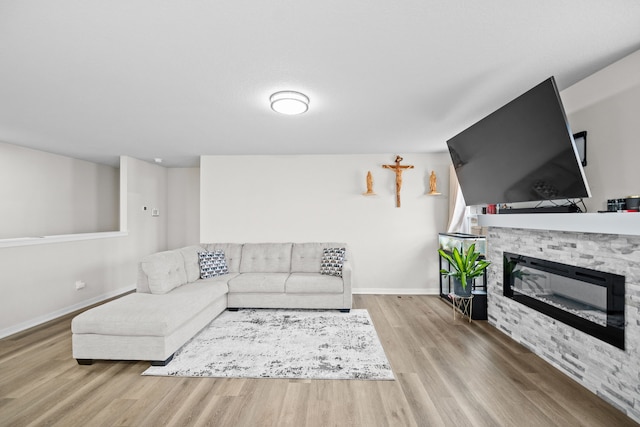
[511,265,607,326]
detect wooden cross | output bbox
[382,155,414,207]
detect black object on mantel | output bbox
[499,205,580,214]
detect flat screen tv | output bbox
[446,76,591,206]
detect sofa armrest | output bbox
[341,259,353,309]
[136,263,152,293]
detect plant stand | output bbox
[448,293,473,323]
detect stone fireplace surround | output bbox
[482,222,639,422]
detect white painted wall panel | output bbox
[0,156,168,337]
[167,167,200,249]
[561,49,640,213]
[200,154,450,293]
[0,141,119,238]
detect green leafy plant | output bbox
[438,243,491,291]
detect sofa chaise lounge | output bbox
[71,242,351,366]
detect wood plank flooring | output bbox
[0,295,637,426]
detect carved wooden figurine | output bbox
[428,170,441,195]
[382,155,414,207]
[363,171,376,196]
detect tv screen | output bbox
[446,77,591,206]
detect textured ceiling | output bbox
[1,1,640,167]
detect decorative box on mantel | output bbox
[478,214,640,423]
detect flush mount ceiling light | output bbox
[270,91,309,115]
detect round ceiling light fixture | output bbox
[270,91,309,115]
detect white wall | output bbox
[167,168,200,249]
[200,153,451,294]
[561,49,640,213]
[0,141,119,238]
[0,155,168,337]
[122,156,168,257]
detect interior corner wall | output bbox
[200,153,451,294]
[167,168,200,249]
[0,155,168,338]
[560,49,640,213]
[122,156,169,257]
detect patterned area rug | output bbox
[143,309,394,380]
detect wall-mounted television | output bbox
[446,76,591,206]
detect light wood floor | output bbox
[0,295,637,427]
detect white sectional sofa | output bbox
[71,242,351,366]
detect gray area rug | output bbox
[143,309,394,380]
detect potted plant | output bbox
[438,243,491,296]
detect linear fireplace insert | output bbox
[503,252,625,350]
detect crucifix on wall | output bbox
[382,155,414,207]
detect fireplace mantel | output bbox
[478,212,640,236]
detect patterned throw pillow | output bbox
[198,250,229,279]
[320,248,346,277]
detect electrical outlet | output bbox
[75,280,86,290]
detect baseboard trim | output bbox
[353,288,439,295]
[0,284,135,340]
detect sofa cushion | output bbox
[176,245,206,282]
[141,251,188,294]
[198,250,229,279]
[71,281,228,337]
[291,242,348,273]
[203,243,243,273]
[228,273,288,293]
[198,272,238,285]
[320,248,346,277]
[239,243,292,273]
[286,273,344,293]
